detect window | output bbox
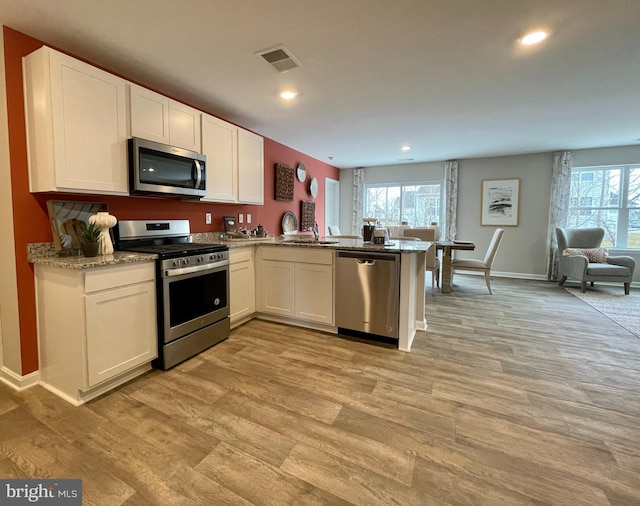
[364,182,443,227]
[569,165,640,248]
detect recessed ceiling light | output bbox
[401,145,411,151]
[519,30,549,46]
[279,90,298,100]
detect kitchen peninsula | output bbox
[208,236,431,352]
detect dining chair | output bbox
[451,228,504,294]
[401,228,440,290]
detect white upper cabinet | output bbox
[201,115,264,204]
[238,128,264,205]
[129,84,170,143]
[129,84,201,152]
[168,100,201,152]
[23,46,128,195]
[201,113,238,202]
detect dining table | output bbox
[436,240,476,293]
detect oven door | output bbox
[161,261,229,344]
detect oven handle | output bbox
[162,259,228,278]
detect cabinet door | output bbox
[295,264,334,324]
[230,252,255,323]
[169,100,201,151]
[129,84,170,143]
[237,128,264,204]
[258,260,294,316]
[85,280,157,387]
[201,113,238,202]
[24,47,128,194]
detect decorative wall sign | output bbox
[481,178,520,226]
[275,163,295,201]
[300,200,316,231]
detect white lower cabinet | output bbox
[229,248,256,324]
[293,263,334,324]
[35,262,157,405]
[259,260,295,316]
[257,247,334,325]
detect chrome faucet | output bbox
[312,222,319,240]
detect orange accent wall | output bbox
[3,26,339,375]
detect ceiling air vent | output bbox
[256,44,303,73]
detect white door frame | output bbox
[324,178,340,236]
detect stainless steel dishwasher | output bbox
[335,250,400,339]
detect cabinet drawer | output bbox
[84,262,155,294]
[230,248,253,264]
[260,246,333,265]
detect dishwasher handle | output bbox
[336,250,399,263]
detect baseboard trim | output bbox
[456,270,548,281]
[0,367,40,391]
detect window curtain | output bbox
[546,151,573,279]
[352,168,365,235]
[444,160,458,240]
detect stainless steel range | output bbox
[117,220,229,369]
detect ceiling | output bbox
[1,0,639,169]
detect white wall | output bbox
[340,145,640,281]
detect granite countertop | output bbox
[27,243,157,269]
[27,234,430,270]
[191,234,432,253]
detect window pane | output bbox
[629,209,640,248]
[628,168,640,208]
[570,168,620,208]
[400,185,440,227]
[364,182,442,227]
[365,186,400,225]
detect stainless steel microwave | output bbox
[129,137,207,198]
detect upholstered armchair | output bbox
[556,227,635,295]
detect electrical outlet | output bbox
[238,214,244,224]
[205,213,212,225]
[247,214,252,224]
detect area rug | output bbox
[565,286,639,338]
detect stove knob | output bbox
[197,256,203,262]
[181,258,189,266]
[173,259,180,267]
[210,254,215,261]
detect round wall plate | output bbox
[296,163,306,182]
[281,211,298,234]
[309,177,318,198]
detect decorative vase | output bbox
[429,222,442,241]
[89,212,117,255]
[80,242,99,258]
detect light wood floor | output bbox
[1,276,639,505]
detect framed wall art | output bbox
[300,200,316,231]
[274,163,294,201]
[46,200,112,253]
[481,178,520,226]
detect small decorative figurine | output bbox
[89,211,117,255]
